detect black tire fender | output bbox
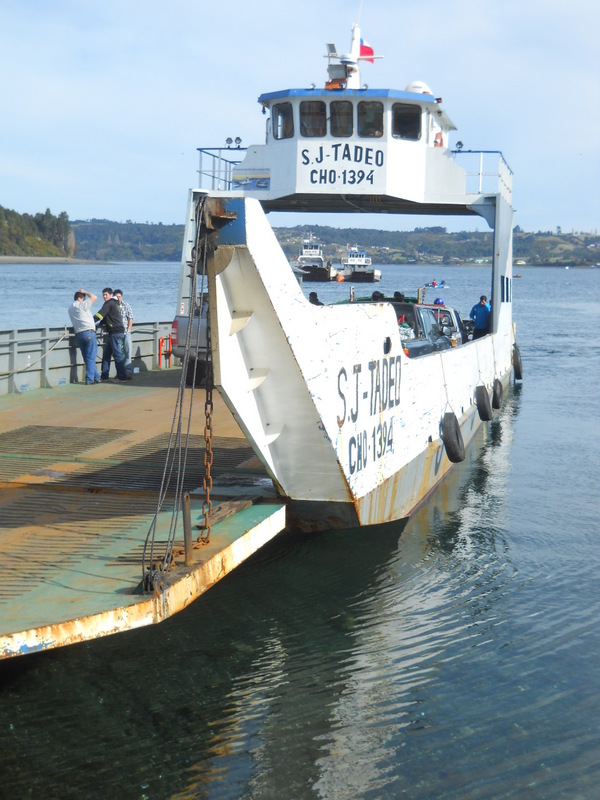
[475,385,493,421]
[513,343,523,381]
[441,412,466,463]
[492,378,503,409]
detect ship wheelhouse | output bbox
[232,83,472,214]
[269,89,444,148]
[221,24,511,226]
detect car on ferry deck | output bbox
[360,296,453,357]
[425,303,470,345]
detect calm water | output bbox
[0,261,182,330]
[1,263,599,799]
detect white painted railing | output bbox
[452,150,513,203]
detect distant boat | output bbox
[425,279,448,289]
[292,238,338,281]
[340,245,381,282]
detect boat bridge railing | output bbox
[0,321,174,396]
[452,150,513,203]
[196,144,513,205]
[197,146,248,191]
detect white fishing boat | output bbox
[292,237,338,281]
[341,245,381,282]
[184,23,521,531]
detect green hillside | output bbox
[71,219,184,261]
[0,206,74,257]
[1,205,598,266]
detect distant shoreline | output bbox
[0,256,106,264]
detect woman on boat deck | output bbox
[470,295,491,339]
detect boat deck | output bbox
[0,368,285,659]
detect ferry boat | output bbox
[341,244,381,282]
[292,237,338,281]
[185,23,520,532]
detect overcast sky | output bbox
[1,0,598,233]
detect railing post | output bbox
[479,151,484,193]
[8,331,17,395]
[41,328,51,388]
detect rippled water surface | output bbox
[1,264,599,799]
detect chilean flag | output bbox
[360,37,375,63]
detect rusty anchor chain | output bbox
[198,313,214,543]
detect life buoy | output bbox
[513,343,523,381]
[492,378,503,409]
[434,132,443,148]
[475,385,493,421]
[441,412,465,463]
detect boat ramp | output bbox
[0,367,285,660]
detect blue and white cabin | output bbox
[219,23,511,220]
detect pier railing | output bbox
[452,149,513,204]
[0,321,175,396]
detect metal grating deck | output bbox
[0,370,285,658]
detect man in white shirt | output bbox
[68,289,101,384]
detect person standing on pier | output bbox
[114,289,134,375]
[68,289,101,384]
[94,288,130,381]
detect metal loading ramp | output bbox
[0,369,286,659]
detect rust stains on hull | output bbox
[1,504,285,659]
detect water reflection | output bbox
[0,388,534,800]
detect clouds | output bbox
[0,0,598,231]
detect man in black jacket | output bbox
[94,287,130,381]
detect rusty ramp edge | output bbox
[1,504,285,660]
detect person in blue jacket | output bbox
[470,295,491,339]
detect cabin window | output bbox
[392,103,421,140]
[357,101,383,138]
[272,103,294,140]
[330,101,353,137]
[300,101,327,137]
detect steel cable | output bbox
[141,196,209,592]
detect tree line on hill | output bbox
[0,205,74,257]
[1,205,598,266]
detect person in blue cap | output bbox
[470,295,491,339]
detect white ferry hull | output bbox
[193,194,515,531]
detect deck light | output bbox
[235,136,242,147]
[226,137,233,147]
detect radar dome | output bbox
[405,80,432,95]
